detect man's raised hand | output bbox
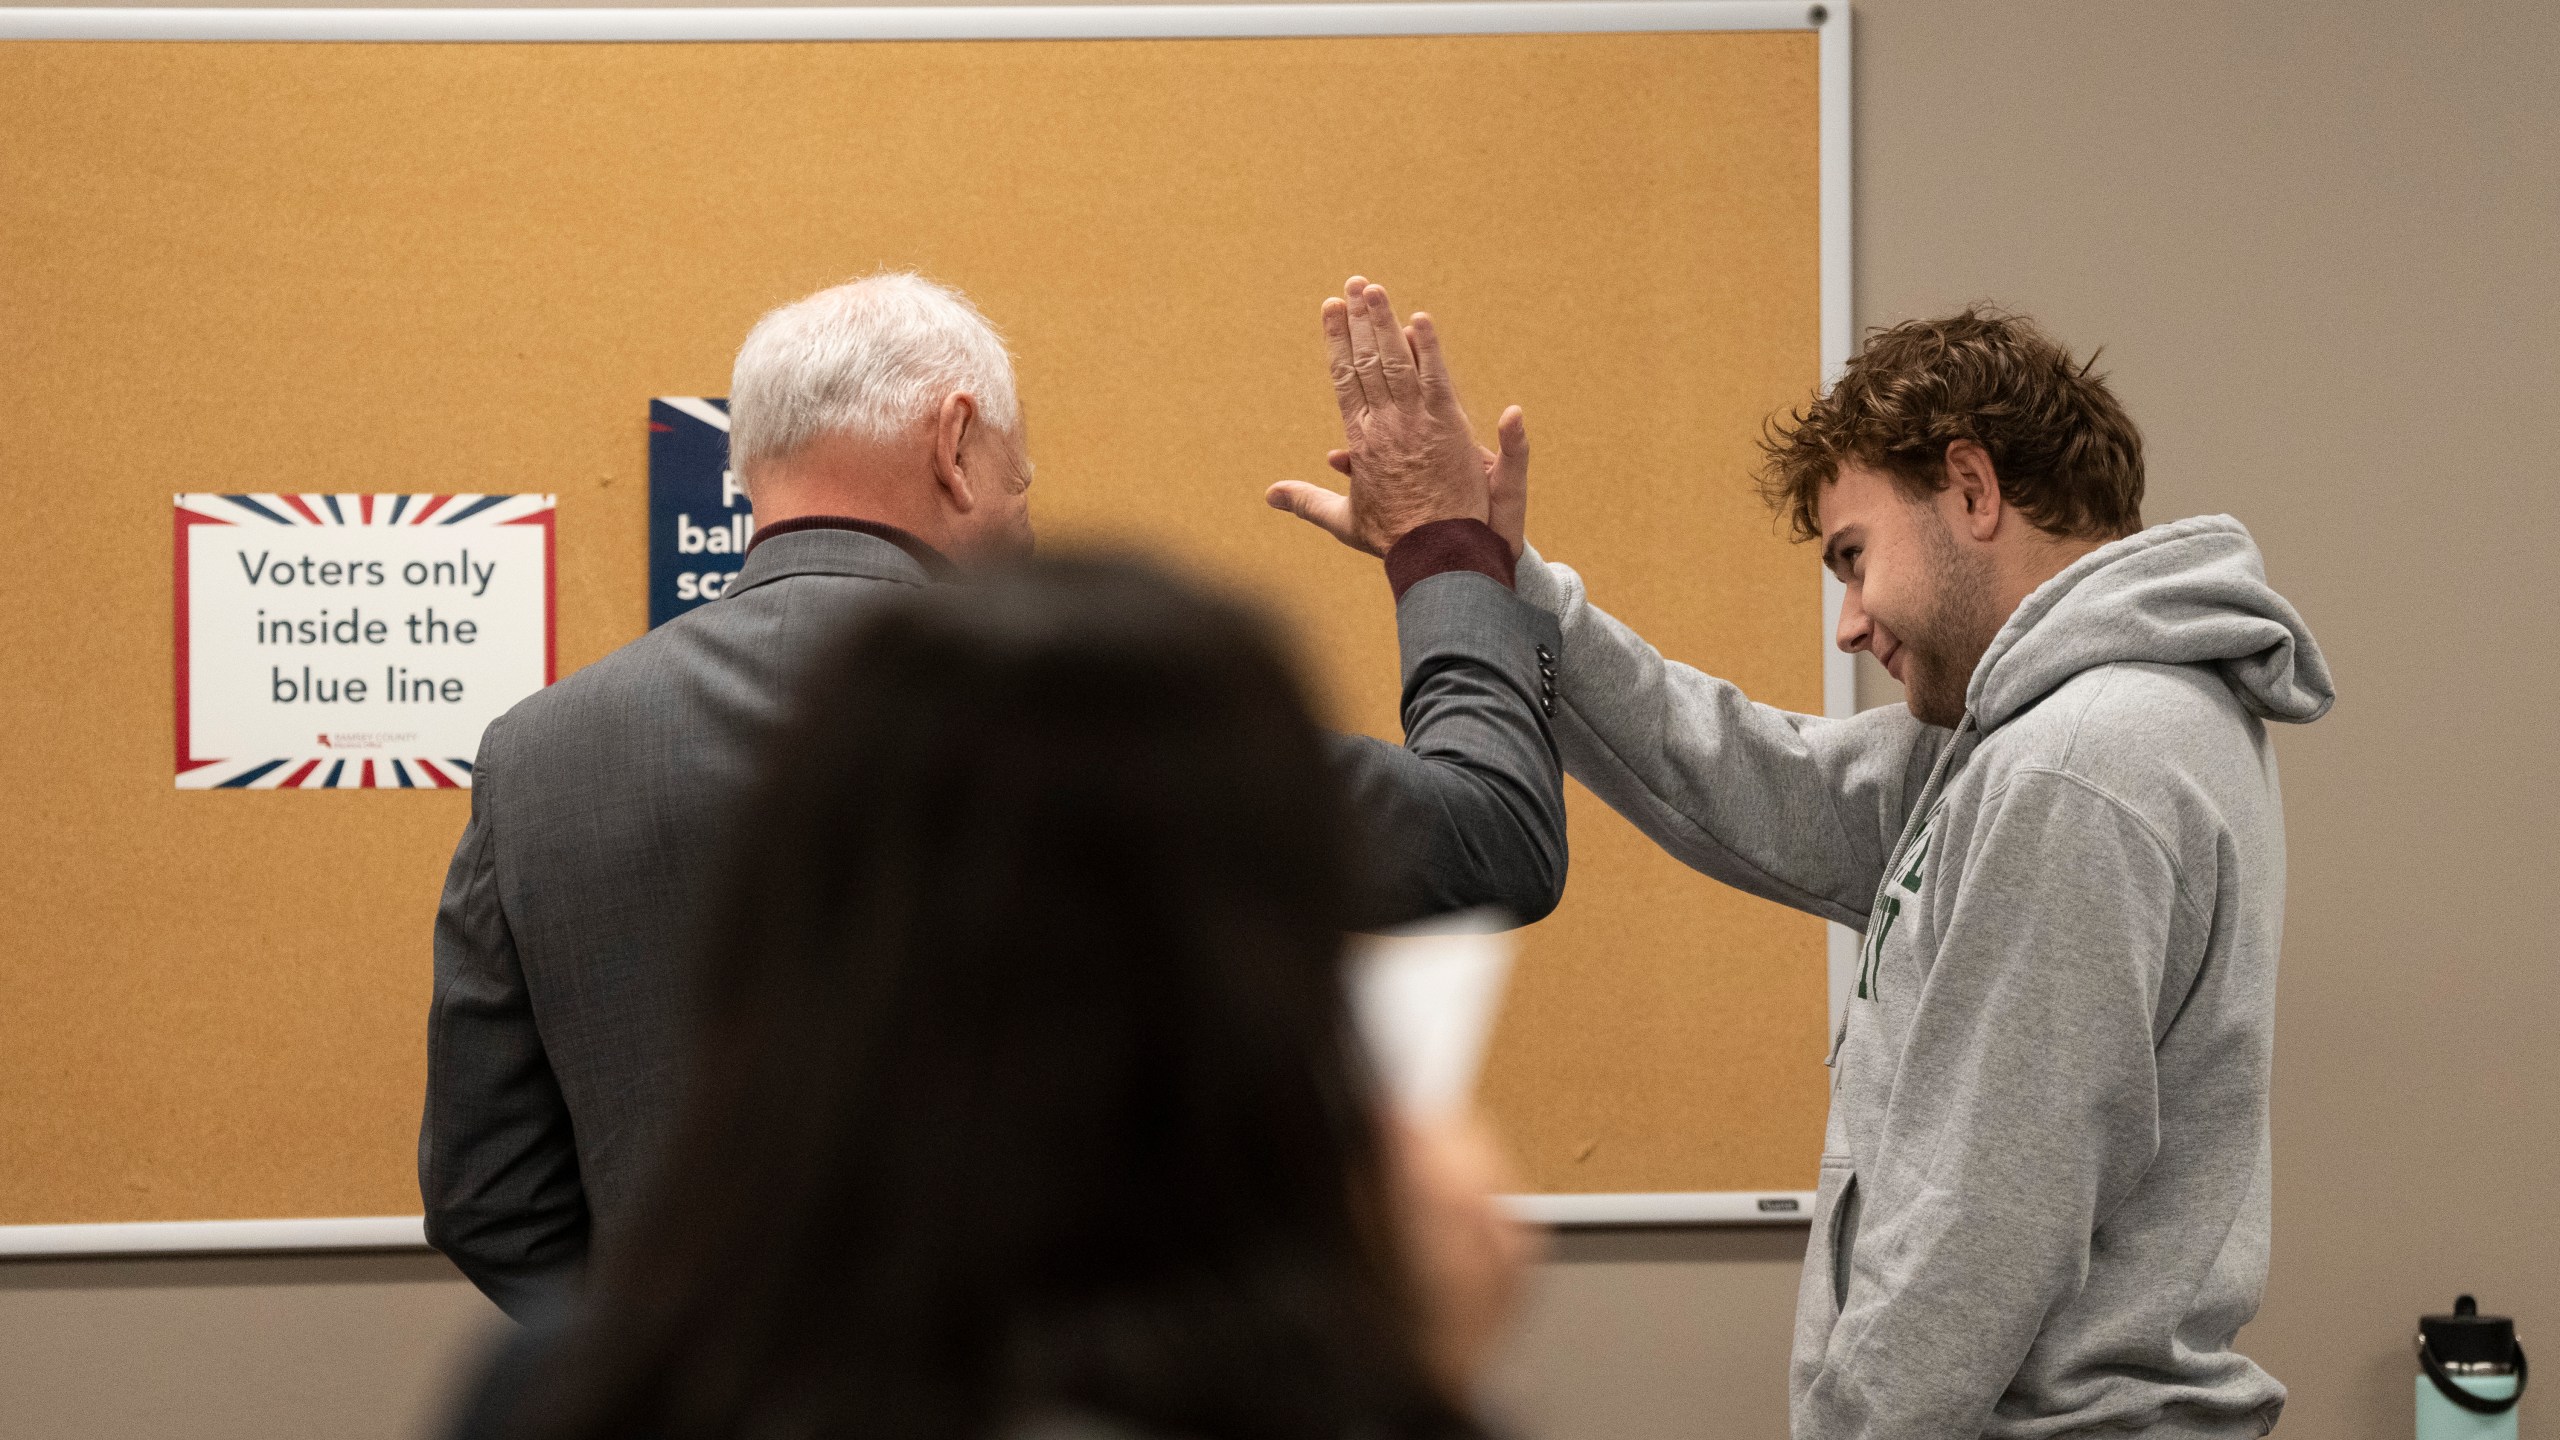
[1266,277,1527,558]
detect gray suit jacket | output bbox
[420,529,1566,1316]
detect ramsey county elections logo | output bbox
[316,731,420,751]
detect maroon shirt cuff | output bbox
[1384,518,1517,602]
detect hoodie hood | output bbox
[1968,514,2334,732]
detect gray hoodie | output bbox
[1514,515,2334,1440]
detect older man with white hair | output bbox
[727,273,1037,564]
[421,273,1569,1316]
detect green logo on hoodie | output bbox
[1858,827,1931,1000]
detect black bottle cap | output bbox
[2422,1295,2519,1368]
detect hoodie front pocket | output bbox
[1790,1155,1859,1401]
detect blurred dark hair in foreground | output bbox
[496,555,1486,1440]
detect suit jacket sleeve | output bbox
[1333,568,1570,929]
[420,725,590,1318]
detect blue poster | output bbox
[647,397,751,629]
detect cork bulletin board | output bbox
[0,2,1849,1241]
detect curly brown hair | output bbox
[1757,307,2145,543]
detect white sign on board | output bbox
[173,492,556,789]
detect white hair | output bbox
[728,272,1020,483]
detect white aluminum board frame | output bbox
[0,0,1851,1255]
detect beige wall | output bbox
[1851,4,2557,1437]
[4,2,2552,1436]
[0,1232,1812,1438]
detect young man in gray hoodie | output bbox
[1272,291,2335,1439]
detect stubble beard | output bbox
[1897,511,2003,729]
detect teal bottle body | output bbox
[2416,1372,2519,1440]
[2418,1295,2525,1440]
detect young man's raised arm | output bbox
[1512,544,1943,930]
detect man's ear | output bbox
[1943,440,2003,541]
[931,393,980,514]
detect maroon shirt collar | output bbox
[745,515,955,578]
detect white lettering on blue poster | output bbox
[648,397,752,627]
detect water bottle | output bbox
[2417,1294,2526,1440]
